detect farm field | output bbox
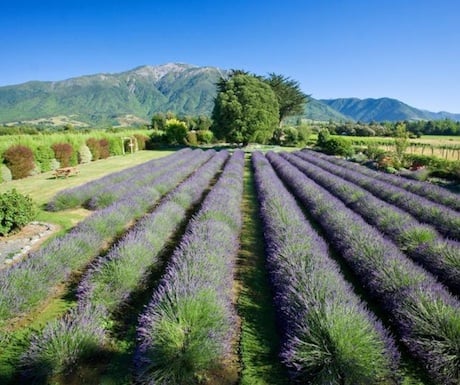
[0,148,459,385]
[411,135,460,144]
[335,135,460,160]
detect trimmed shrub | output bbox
[51,143,74,168]
[99,139,110,159]
[165,119,188,145]
[107,137,124,156]
[34,145,55,172]
[86,138,101,160]
[78,145,93,164]
[0,189,36,235]
[86,138,110,160]
[0,165,12,183]
[324,137,354,157]
[196,130,213,144]
[3,145,35,179]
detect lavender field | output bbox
[0,149,459,385]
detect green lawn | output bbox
[0,150,174,206]
[416,135,460,142]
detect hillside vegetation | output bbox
[2,63,460,126]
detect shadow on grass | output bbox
[12,344,134,385]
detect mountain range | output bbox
[0,63,459,126]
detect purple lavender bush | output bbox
[0,150,213,324]
[282,152,460,294]
[252,151,398,384]
[304,148,460,211]
[135,151,244,385]
[20,304,107,382]
[19,151,228,382]
[47,148,192,211]
[295,150,460,240]
[267,151,460,385]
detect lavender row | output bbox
[267,152,460,385]
[78,150,228,310]
[20,151,229,381]
[282,152,460,295]
[47,148,192,211]
[0,150,213,324]
[295,150,460,240]
[252,152,398,384]
[86,150,203,210]
[304,149,460,211]
[135,151,245,384]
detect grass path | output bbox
[235,157,288,385]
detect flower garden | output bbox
[0,148,459,385]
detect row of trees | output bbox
[317,119,460,137]
[149,114,214,146]
[405,119,460,136]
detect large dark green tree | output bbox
[151,113,167,131]
[211,73,279,145]
[265,73,309,125]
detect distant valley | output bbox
[0,63,459,126]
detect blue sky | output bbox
[1,0,459,112]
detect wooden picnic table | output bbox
[53,167,80,179]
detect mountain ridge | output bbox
[0,63,458,126]
[320,97,460,122]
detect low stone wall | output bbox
[0,222,58,269]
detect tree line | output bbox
[1,69,458,143]
[316,119,460,137]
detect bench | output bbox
[53,167,80,179]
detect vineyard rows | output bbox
[0,149,459,385]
